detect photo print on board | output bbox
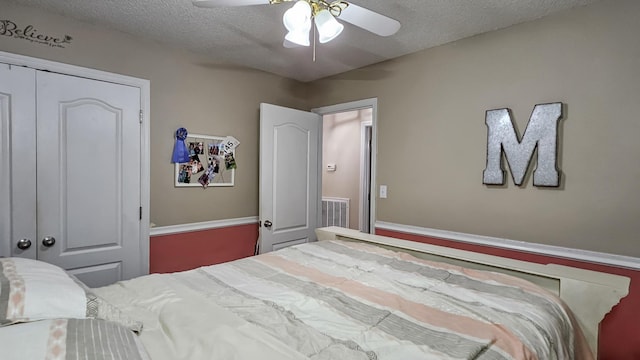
[175,134,238,188]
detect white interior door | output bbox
[259,103,321,253]
[0,64,37,259]
[36,71,142,287]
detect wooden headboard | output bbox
[315,226,630,356]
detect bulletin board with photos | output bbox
[174,134,237,187]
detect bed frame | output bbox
[315,226,630,356]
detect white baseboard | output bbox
[375,221,640,270]
[150,216,259,236]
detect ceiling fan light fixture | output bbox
[283,0,312,32]
[314,9,344,44]
[284,27,311,47]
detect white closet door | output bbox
[36,71,142,287]
[0,64,37,259]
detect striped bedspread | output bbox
[95,240,592,360]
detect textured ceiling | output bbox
[5,0,599,82]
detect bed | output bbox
[0,227,630,360]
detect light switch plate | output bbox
[379,185,387,198]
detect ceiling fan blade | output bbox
[337,3,401,37]
[192,0,270,8]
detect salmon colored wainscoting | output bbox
[376,223,640,360]
[150,218,259,273]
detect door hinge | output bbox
[139,206,142,220]
[139,109,143,124]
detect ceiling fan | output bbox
[192,0,401,48]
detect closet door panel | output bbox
[67,262,122,289]
[36,71,141,286]
[0,64,36,259]
[62,100,121,249]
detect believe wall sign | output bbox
[483,103,563,187]
[0,20,72,48]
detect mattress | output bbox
[94,240,592,360]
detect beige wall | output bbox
[0,2,309,226]
[322,110,371,230]
[310,0,640,257]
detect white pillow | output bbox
[0,318,150,360]
[0,257,141,332]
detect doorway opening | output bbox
[312,98,377,234]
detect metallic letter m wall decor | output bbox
[483,103,563,187]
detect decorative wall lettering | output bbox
[0,20,72,48]
[483,103,563,187]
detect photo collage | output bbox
[176,136,236,187]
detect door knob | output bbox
[42,236,56,247]
[17,238,32,250]
[264,220,273,229]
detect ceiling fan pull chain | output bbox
[313,21,317,62]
